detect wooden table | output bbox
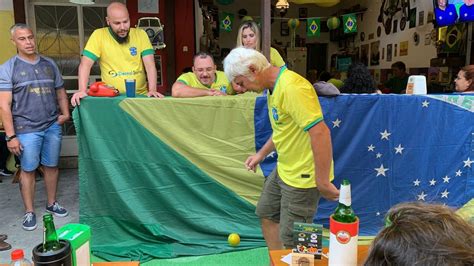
[270,245,370,266]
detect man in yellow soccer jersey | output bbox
[223,47,340,250]
[71,2,163,106]
[172,52,234,98]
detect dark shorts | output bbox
[255,168,321,247]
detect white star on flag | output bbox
[463,157,473,168]
[413,179,421,186]
[422,100,430,107]
[376,212,380,216]
[367,144,375,151]
[332,118,341,128]
[394,144,404,154]
[429,178,437,186]
[455,169,462,176]
[417,191,427,201]
[375,164,389,176]
[380,130,391,140]
[443,175,450,183]
[376,153,382,158]
[441,189,449,198]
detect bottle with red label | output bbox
[328,179,359,266]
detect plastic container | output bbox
[406,75,427,94]
[10,249,33,266]
[32,240,72,266]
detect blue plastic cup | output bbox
[125,79,136,97]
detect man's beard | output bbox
[109,26,129,44]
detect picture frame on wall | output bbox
[419,11,424,26]
[393,19,398,33]
[387,44,392,62]
[281,21,289,36]
[409,8,417,28]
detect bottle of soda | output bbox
[9,249,33,266]
[42,213,61,252]
[332,179,356,223]
[328,179,359,266]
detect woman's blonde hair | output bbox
[236,21,261,51]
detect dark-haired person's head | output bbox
[192,52,216,86]
[306,69,318,84]
[391,61,407,78]
[364,202,474,266]
[318,71,332,82]
[341,62,377,93]
[455,65,474,93]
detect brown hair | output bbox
[364,202,474,266]
[461,65,474,92]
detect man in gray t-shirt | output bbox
[0,24,70,231]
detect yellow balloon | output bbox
[288,18,300,30]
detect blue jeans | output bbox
[17,122,62,171]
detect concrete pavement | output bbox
[0,168,79,263]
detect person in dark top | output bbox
[341,62,380,94]
[384,61,409,94]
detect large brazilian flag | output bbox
[74,94,474,262]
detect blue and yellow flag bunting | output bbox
[307,18,320,37]
[343,13,357,33]
[220,12,234,32]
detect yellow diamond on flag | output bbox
[310,20,319,34]
[223,15,231,30]
[345,17,354,31]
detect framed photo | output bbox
[281,21,289,36]
[409,8,417,28]
[299,8,308,20]
[387,44,392,62]
[419,11,424,26]
[393,19,398,33]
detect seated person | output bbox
[306,69,318,85]
[455,65,474,93]
[313,71,340,96]
[172,52,234,97]
[460,0,474,23]
[364,202,474,266]
[341,62,381,94]
[435,0,458,27]
[384,61,409,94]
[328,70,344,89]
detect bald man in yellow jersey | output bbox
[172,52,234,97]
[224,47,339,250]
[71,2,163,106]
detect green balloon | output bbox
[327,17,340,30]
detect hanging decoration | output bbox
[307,18,320,37]
[241,16,253,22]
[288,18,300,48]
[216,0,234,5]
[220,12,234,32]
[289,0,340,7]
[326,16,340,30]
[342,13,357,33]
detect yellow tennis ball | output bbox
[228,233,240,247]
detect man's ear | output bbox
[106,17,110,26]
[248,64,257,74]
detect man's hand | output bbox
[7,138,22,156]
[316,181,339,201]
[147,90,164,98]
[57,114,70,125]
[208,89,226,96]
[245,153,265,172]
[71,91,88,106]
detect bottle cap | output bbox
[11,249,25,260]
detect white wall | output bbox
[340,0,437,69]
[212,0,437,70]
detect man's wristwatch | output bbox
[5,134,16,142]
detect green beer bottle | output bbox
[42,213,61,252]
[332,179,357,223]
